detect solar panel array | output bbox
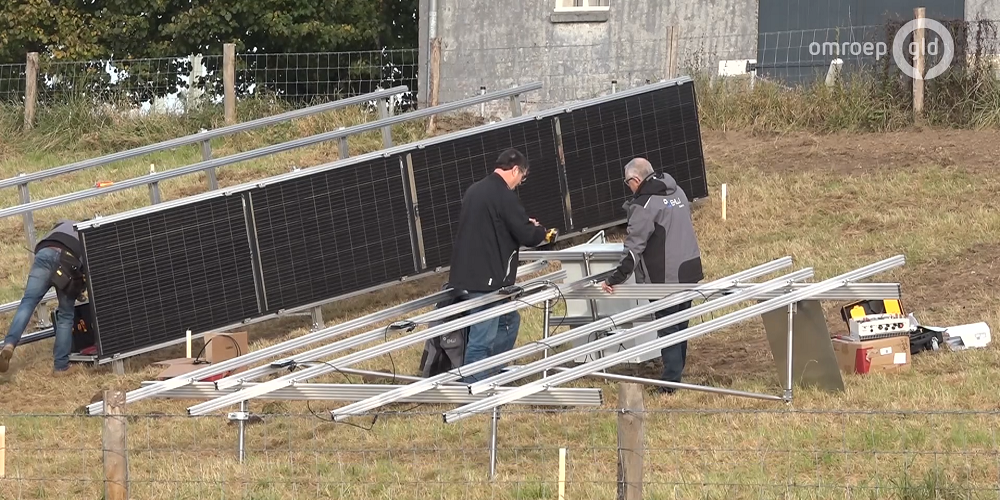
[80,78,709,361]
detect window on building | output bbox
[555,0,610,11]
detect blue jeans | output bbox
[3,247,76,371]
[654,301,692,384]
[461,292,521,383]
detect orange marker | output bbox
[95,181,114,188]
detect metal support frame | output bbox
[188,271,589,415]
[4,83,543,221]
[143,381,604,406]
[187,269,582,415]
[560,282,902,301]
[0,86,410,192]
[18,175,35,248]
[201,137,217,190]
[310,306,324,332]
[379,98,394,149]
[212,270,566,392]
[442,255,905,423]
[466,268,816,396]
[82,261,550,415]
[328,256,793,420]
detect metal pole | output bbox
[489,406,500,479]
[237,400,248,463]
[17,175,36,249]
[310,306,324,332]
[542,299,551,378]
[148,165,161,204]
[479,86,487,117]
[201,138,218,190]
[378,98,393,149]
[553,367,784,402]
[784,302,795,402]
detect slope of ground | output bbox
[0,122,999,499]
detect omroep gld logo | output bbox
[892,18,955,80]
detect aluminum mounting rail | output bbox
[83,258,550,415]
[1,83,543,220]
[187,270,593,415]
[518,249,627,262]
[0,86,410,190]
[212,269,566,390]
[442,254,905,422]
[466,268,816,395]
[328,256,794,420]
[144,382,604,407]
[0,291,56,314]
[561,282,902,301]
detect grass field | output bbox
[1,82,1000,499]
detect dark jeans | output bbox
[3,247,77,371]
[654,300,692,384]
[460,291,521,383]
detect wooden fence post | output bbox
[425,37,442,135]
[913,7,926,123]
[23,52,39,132]
[666,27,681,80]
[223,43,236,125]
[616,383,645,500]
[103,390,128,500]
[0,425,6,478]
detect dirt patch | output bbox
[898,243,1000,318]
[702,129,1000,176]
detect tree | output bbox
[0,0,419,105]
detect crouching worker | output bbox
[600,158,703,393]
[0,220,88,375]
[447,148,551,382]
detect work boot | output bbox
[0,344,14,373]
[52,364,83,377]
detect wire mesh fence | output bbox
[2,406,999,499]
[0,49,419,113]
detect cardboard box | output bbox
[832,335,911,375]
[204,331,249,372]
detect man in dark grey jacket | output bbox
[0,220,87,375]
[601,158,703,391]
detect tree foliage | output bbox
[0,0,419,105]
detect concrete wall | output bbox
[416,0,1000,115]
[418,0,757,115]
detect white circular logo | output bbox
[892,18,955,80]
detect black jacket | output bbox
[448,172,548,292]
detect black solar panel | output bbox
[559,81,708,231]
[249,156,415,312]
[80,195,260,359]
[408,119,562,271]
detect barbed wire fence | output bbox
[2,395,1000,500]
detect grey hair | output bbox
[623,157,654,181]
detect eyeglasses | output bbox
[623,177,637,186]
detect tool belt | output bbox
[50,248,87,298]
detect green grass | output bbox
[0,75,999,499]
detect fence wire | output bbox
[1,407,999,499]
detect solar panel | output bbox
[80,195,260,358]
[408,119,563,271]
[559,81,708,231]
[249,155,415,312]
[75,79,709,361]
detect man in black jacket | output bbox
[448,148,550,382]
[601,158,703,392]
[0,220,87,375]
